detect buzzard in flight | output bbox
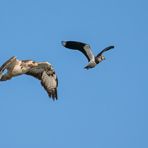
[62,41,114,69]
[0,56,58,100]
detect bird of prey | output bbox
[61,41,114,69]
[0,56,58,100]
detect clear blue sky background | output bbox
[0,0,147,147]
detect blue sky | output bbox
[0,0,147,147]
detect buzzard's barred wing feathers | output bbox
[26,67,43,80]
[41,71,58,100]
[26,64,58,100]
[0,57,58,100]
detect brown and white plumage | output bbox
[0,56,58,100]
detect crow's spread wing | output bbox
[62,41,95,61]
[96,46,114,58]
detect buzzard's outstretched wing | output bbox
[0,56,16,72]
[26,63,58,100]
[62,41,95,61]
[96,46,114,58]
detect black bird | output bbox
[61,41,114,69]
